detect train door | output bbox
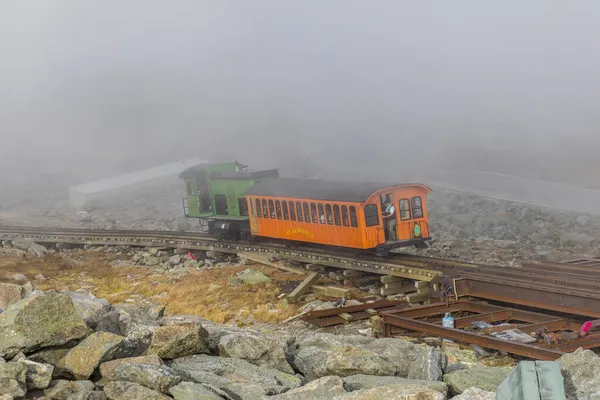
[380,193,396,242]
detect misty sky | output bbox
[2,1,600,172]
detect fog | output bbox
[2,1,600,187]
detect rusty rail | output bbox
[301,299,406,327]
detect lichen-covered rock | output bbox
[265,376,346,400]
[558,347,600,400]
[147,323,208,359]
[169,382,231,400]
[293,334,428,380]
[342,374,448,395]
[452,387,496,400]
[96,305,158,357]
[99,354,163,381]
[443,366,513,394]
[44,379,96,399]
[235,269,271,285]
[218,331,294,374]
[332,384,446,400]
[0,283,24,310]
[113,363,182,394]
[18,359,54,390]
[104,381,170,400]
[62,291,113,329]
[0,292,91,358]
[407,346,446,381]
[11,239,48,258]
[58,332,126,380]
[170,354,301,395]
[0,362,27,398]
[28,348,70,368]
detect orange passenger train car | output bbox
[246,178,432,255]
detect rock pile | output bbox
[0,281,552,399]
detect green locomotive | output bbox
[179,161,278,239]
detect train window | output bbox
[341,206,349,226]
[364,204,379,227]
[296,202,303,222]
[238,199,249,216]
[275,200,282,219]
[305,203,312,223]
[333,205,341,226]
[215,195,229,216]
[186,181,195,195]
[310,203,318,223]
[288,201,296,221]
[412,197,423,218]
[349,206,358,227]
[256,199,262,217]
[282,201,289,220]
[399,199,411,220]
[268,200,275,219]
[262,199,268,217]
[316,204,325,224]
[325,205,333,225]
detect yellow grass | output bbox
[0,251,303,324]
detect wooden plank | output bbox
[381,275,406,284]
[380,284,418,296]
[288,272,320,304]
[415,281,430,289]
[385,281,416,290]
[339,313,354,321]
[305,263,325,271]
[312,285,352,299]
[343,270,363,277]
[238,252,306,275]
[366,308,378,316]
[406,292,432,304]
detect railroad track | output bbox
[2,225,600,317]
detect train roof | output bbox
[247,177,431,203]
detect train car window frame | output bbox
[288,201,296,221]
[399,198,411,221]
[411,197,423,218]
[318,204,326,224]
[325,204,333,225]
[275,200,282,219]
[186,181,195,195]
[296,202,304,222]
[262,199,269,217]
[215,195,229,216]
[310,203,318,223]
[268,200,275,219]
[349,206,358,227]
[249,198,255,216]
[364,204,379,227]
[238,198,249,216]
[341,206,349,226]
[256,199,262,218]
[333,205,342,226]
[305,203,312,223]
[282,201,289,220]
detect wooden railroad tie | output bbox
[287,272,320,304]
[311,285,353,299]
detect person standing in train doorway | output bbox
[382,201,397,241]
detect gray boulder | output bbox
[96,304,159,357]
[44,379,98,399]
[342,374,448,395]
[558,347,600,400]
[58,332,126,380]
[169,382,231,400]
[443,366,513,394]
[148,323,209,359]
[99,354,164,381]
[0,362,27,398]
[0,292,91,359]
[265,376,346,400]
[18,359,54,390]
[293,334,428,380]
[113,363,182,394]
[0,283,24,310]
[63,291,113,329]
[235,269,271,285]
[452,387,496,399]
[332,384,445,400]
[0,248,26,257]
[103,381,170,400]
[11,239,48,258]
[169,354,301,395]
[407,346,446,381]
[218,331,294,374]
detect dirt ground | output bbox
[0,251,311,324]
